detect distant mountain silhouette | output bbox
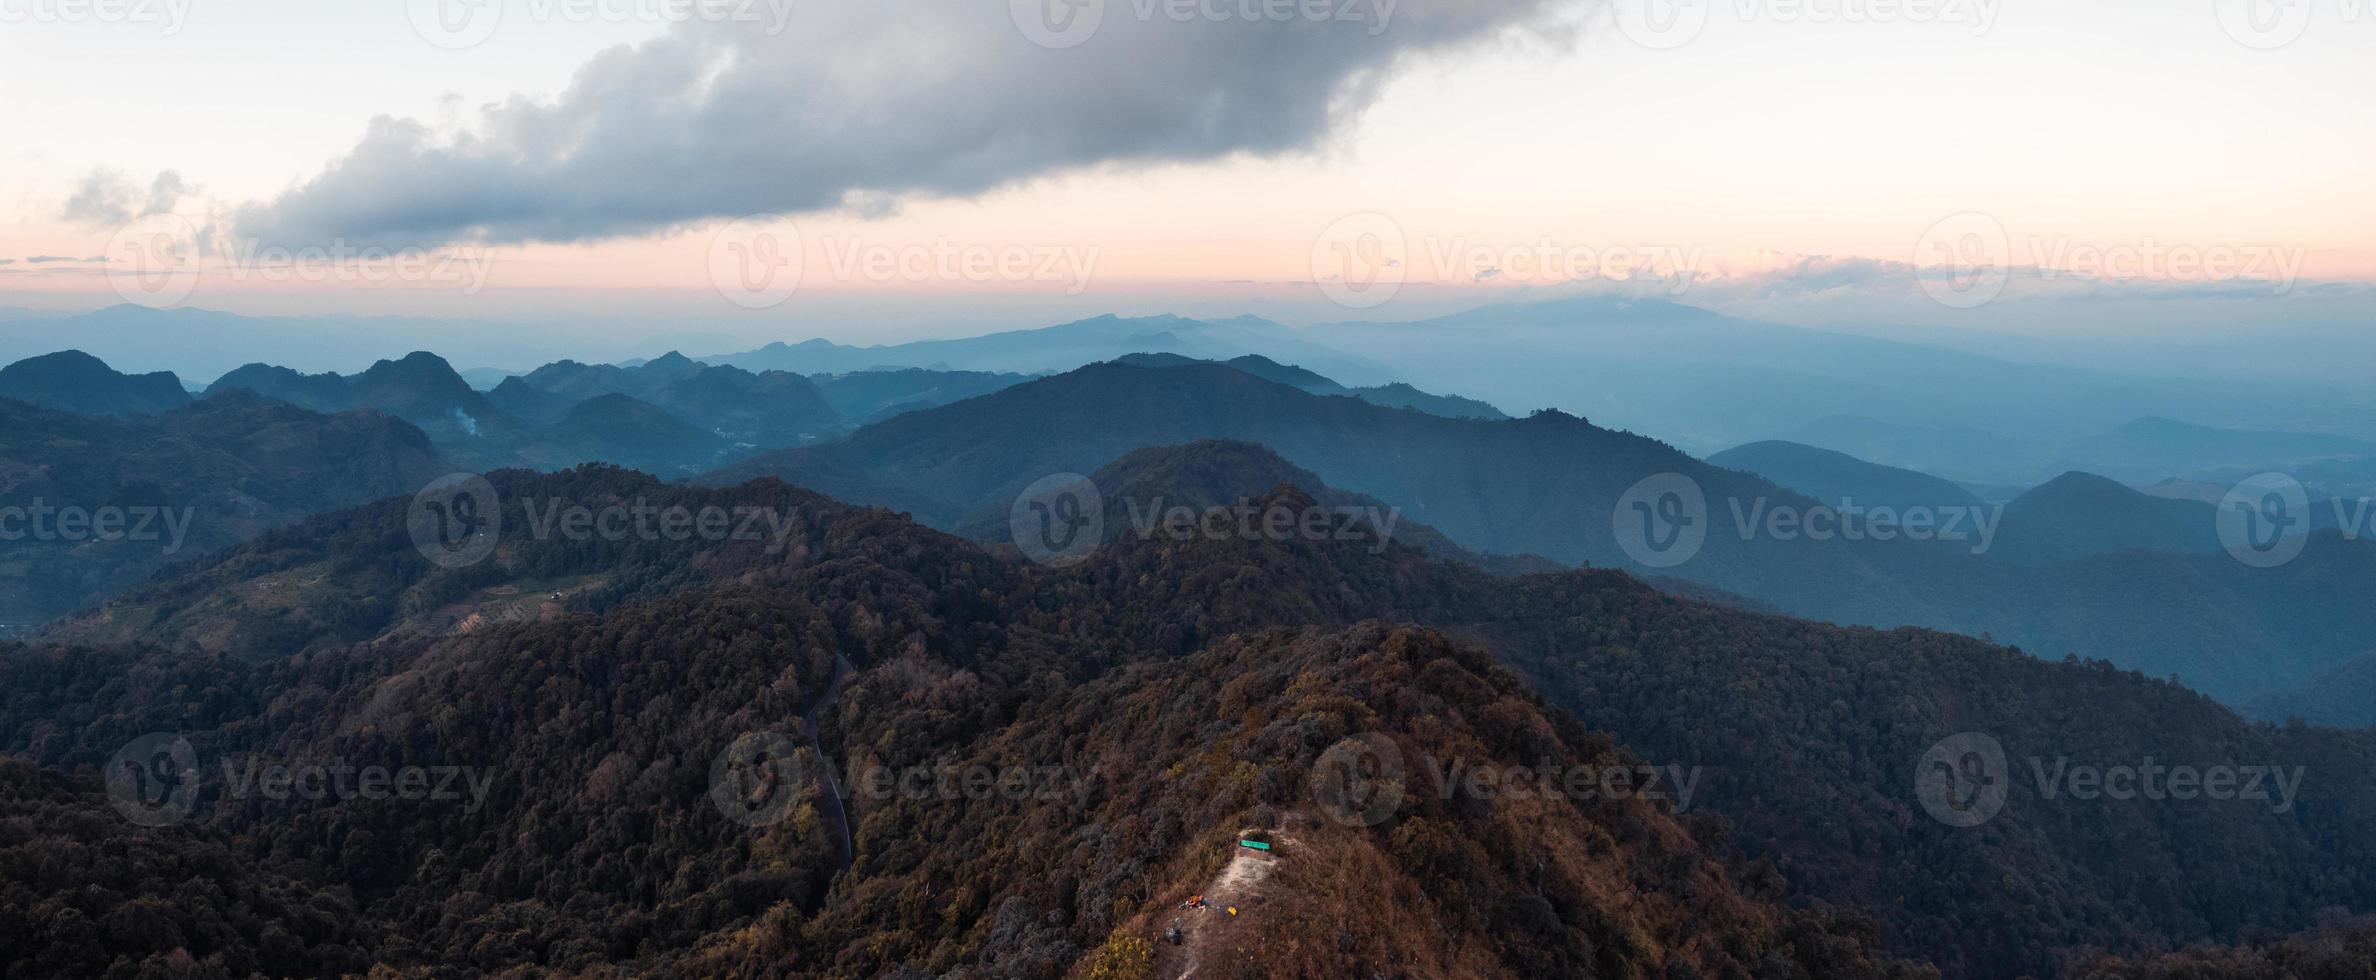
[1779,414,2043,484]
[706,359,2376,705]
[698,312,1392,382]
[0,350,191,417]
[2057,416,2376,482]
[1987,471,2225,565]
[212,351,827,470]
[1708,439,1984,513]
[809,366,1033,426]
[1115,351,1510,419]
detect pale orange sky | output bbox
[4,0,2371,325]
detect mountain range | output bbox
[704,357,2376,706]
[12,451,2376,977]
[0,391,444,623]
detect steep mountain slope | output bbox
[21,466,2376,977]
[1708,440,1985,513]
[0,392,445,623]
[1056,482,2376,978]
[0,490,1926,979]
[0,350,191,417]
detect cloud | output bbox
[236,2,1578,247]
[59,168,195,228]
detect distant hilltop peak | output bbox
[0,349,191,417]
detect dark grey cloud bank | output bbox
[234,1,1578,247]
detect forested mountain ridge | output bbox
[17,459,2376,976]
[0,391,446,624]
[39,467,898,659]
[0,476,1928,978]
